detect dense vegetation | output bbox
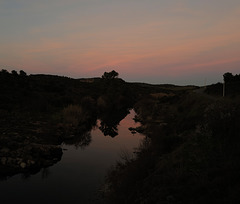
[206,72,240,96]
[0,69,138,177]
[103,73,240,204]
[1,69,240,203]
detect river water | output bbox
[0,110,143,203]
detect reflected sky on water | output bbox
[0,110,143,203]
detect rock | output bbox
[0,148,10,153]
[27,160,35,165]
[7,157,13,163]
[16,158,23,164]
[1,143,62,177]
[1,157,7,165]
[20,162,26,169]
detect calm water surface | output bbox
[0,110,143,203]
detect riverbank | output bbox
[0,109,143,203]
[0,71,137,178]
[103,88,240,203]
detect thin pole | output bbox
[223,81,225,97]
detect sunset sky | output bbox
[1,0,240,85]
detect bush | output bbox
[62,104,83,127]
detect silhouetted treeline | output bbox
[0,69,139,113]
[206,72,240,96]
[223,72,240,83]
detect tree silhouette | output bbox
[223,72,233,83]
[19,70,27,77]
[0,69,9,74]
[99,121,118,137]
[102,70,119,79]
[11,70,18,76]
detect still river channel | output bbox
[0,110,143,203]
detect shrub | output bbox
[62,104,83,127]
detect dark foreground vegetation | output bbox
[102,73,240,204]
[0,69,136,178]
[1,69,240,203]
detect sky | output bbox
[0,0,240,85]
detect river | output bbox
[0,110,143,203]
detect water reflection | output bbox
[98,109,130,137]
[0,110,143,203]
[0,107,133,180]
[62,109,131,149]
[63,131,92,150]
[99,121,118,137]
[19,167,51,180]
[0,144,62,180]
[41,168,50,179]
[1,109,134,176]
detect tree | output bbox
[19,70,27,77]
[0,69,9,74]
[0,69,10,77]
[223,72,233,83]
[11,70,18,76]
[102,70,119,79]
[235,74,240,82]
